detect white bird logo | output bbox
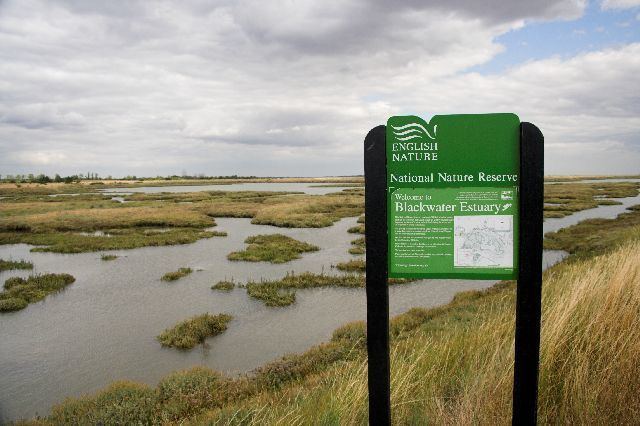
[391,122,437,141]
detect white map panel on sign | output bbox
[453,215,513,268]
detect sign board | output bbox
[386,113,520,280]
[365,118,544,425]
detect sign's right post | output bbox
[513,122,544,425]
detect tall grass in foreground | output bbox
[202,240,640,425]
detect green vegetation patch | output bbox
[0,273,75,312]
[157,313,232,349]
[211,280,235,291]
[336,259,365,272]
[0,258,33,271]
[544,205,640,255]
[100,254,118,261]
[161,267,193,282]
[227,234,319,264]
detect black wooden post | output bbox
[512,122,544,425]
[364,125,391,426]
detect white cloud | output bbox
[601,0,640,9]
[2,0,637,176]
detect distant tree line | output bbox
[0,173,257,184]
[0,172,104,184]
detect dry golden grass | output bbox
[0,205,214,233]
[198,240,640,425]
[251,194,363,227]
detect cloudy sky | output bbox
[0,0,639,177]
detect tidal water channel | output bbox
[0,183,638,421]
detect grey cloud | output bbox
[0,0,635,177]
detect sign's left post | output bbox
[364,125,391,426]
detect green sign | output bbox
[386,113,520,279]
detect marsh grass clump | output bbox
[347,224,365,234]
[336,259,365,272]
[348,237,365,255]
[227,234,319,264]
[0,258,33,271]
[100,254,118,261]
[246,284,296,306]
[245,272,365,307]
[244,271,410,307]
[157,313,232,349]
[161,267,193,282]
[0,273,75,312]
[212,280,235,291]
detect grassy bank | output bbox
[227,234,319,264]
[0,273,75,312]
[161,268,193,282]
[157,313,233,349]
[544,204,640,255]
[0,258,33,271]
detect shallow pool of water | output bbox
[1,192,638,421]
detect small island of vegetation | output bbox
[336,259,365,272]
[244,271,409,307]
[0,273,76,312]
[161,267,193,282]
[157,313,233,349]
[211,280,235,291]
[227,234,319,264]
